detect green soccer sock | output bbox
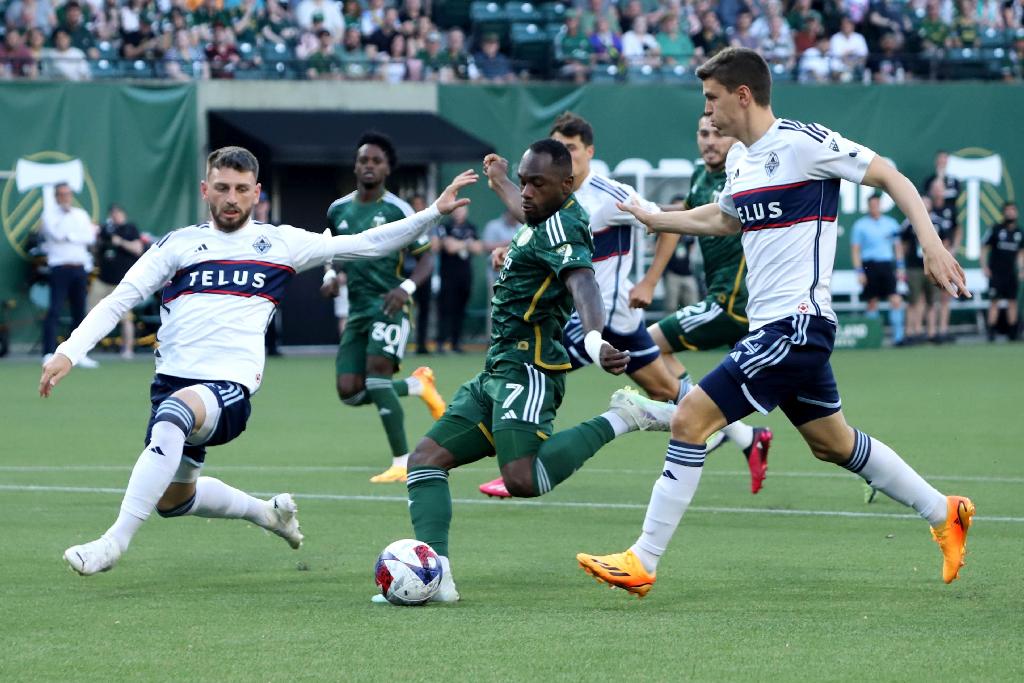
[365,376,408,457]
[532,416,616,494]
[393,379,410,397]
[407,466,451,557]
[340,389,373,406]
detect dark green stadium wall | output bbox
[0,82,198,345]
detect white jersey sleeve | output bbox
[587,177,660,228]
[286,204,443,272]
[799,127,877,184]
[717,143,746,218]
[55,234,180,365]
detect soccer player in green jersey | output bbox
[629,114,773,493]
[394,140,677,602]
[325,132,448,484]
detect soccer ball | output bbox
[374,539,442,606]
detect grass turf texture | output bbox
[1,346,1022,681]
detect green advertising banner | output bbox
[439,82,1023,270]
[0,82,198,345]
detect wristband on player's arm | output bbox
[399,279,417,295]
[323,268,337,284]
[583,330,608,365]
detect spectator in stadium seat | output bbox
[366,7,400,54]
[120,15,161,62]
[360,0,388,36]
[5,0,56,33]
[793,12,824,55]
[42,27,92,81]
[261,0,301,46]
[751,0,791,42]
[439,28,477,81]
[341,0,362,31]
[759,15,796,70]
[164,29,209,80]
[829,15,869,80]
[922,150,962,212]
[786,0,815,32]
[982,202,1023,341]
[25,25,46,66]
[0,28,38,79]
[730,10,760,51]
[866,0,913,49]
[59,1,99,59]
[474,33,513,82]
[579,0,621,36]
[588,16,624,65]
[416,30,445,81]
[559,11,594,83]
[206,22,241,78]
[691,9,729,61]
[618,0,645,33]
[378,32,411,82]
[297,0,344,35]
[798,33,836,81]
[657,14,696,66]
[398,0,426,27]
[621,15,661,66]
[850,194,907,345]
[951,0,981,48]
[306,27,342,79]
[868,31,907,82]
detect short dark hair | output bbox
[549,111,594,147]
[207,146,259,178]
[357,131,397,169]
[695,47,772,107]
[528,138,573,176]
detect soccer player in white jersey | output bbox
[40,146,477,576]
[477,112,765,498]
[577,48,975,595]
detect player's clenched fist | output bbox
[483,154,510,190]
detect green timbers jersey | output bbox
[487,197,594,372]
[685,162,749,322]
[325,191,429,309]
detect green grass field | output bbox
[2,346,1022,681]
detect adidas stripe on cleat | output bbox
[576,549,656,598]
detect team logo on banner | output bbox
[948,147,1016,261]
[1,151,100,260]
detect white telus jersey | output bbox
[56,209,441,392]
[575,171,660,333]
[718,118,877,330]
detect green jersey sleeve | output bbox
[534,203,594,279]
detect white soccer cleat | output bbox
[64,535,121,576]
[266,493,303,549]
[609,387,674,432]
[77,355,100,369]
[429,555,460,603]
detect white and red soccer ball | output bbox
[374,539,442,605]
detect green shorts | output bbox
[425,360,565,468]
[656,294,749,352]
[335,304,411,375]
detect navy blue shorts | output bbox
[145,374,252,464]
[563,313,661,374]
[699,315,842,427]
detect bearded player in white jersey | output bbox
[478,111,769,498]
[577,48,975,596]
[40,146,477,576]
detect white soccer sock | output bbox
[185,476,271,526]
[405,376,423,396]
[630,440,706,573]
[599,411,630,437]
[393,453,409,468]
[722,421,754,451]
[844,429,947,526]
[105,421,186,552]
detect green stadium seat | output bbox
[660,64,697,85]
[505,1,543,24]
[470,1,510,47]
[625,64,659,84]
[540,2,567,26]
[589,64,620,83]
[89,58,119,79]
[509,22,552,77]
[433,0,474,29]
[979,28,1008,49]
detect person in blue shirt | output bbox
[850,194,906,345]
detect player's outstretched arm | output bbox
[617,200,741,237]
[324,170,478,263]
[483,154,526,225]
[564,268,629,375]
[862,157,970,298]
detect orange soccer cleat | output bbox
[412,366,446,420]
[576,549,656,598]
[930,495,976,584]
[369,465,408,484]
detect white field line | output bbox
[0,483,1021,523]
[0,464,1021,485]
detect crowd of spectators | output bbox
[1,0,1022,83]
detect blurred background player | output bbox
[478,111,687,498]
[630,114,772,493]
[327,132,447,483]
[850,193,906,346]
[982,202,1022,341]
[89,203,143,359]
[899,195,938,345]
[925,176,961,343]
[435,204,482,353]
[399,139,673,602]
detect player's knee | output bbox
[502,470,537,498]
[156,483,196,518]
[408,439,454,470]
[670,402,709,443]
[366,355,395,377]
[337,375,364,402]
